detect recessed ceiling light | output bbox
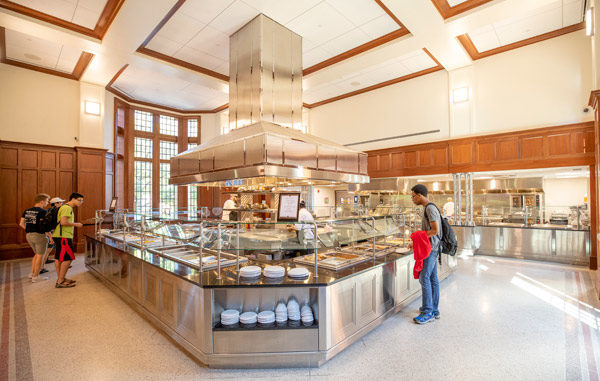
[24,53,41,61]
[350,81,360,86]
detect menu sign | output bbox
[277,193,300,221]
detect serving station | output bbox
[86,213,455,368]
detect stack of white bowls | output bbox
[287,298,300,321]
[220,309,240,326]
[239,266,261,278]
[257,310,275,325]
[239,311,258,325]
[263,266,285,278]
[301,305,314,325]
[275,302,287,323]
[288,267,309,279]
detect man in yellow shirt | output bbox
[53,192,84,288]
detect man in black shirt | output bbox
[19,193,51,282]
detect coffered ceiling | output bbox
[0,0,588,113]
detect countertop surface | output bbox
[452,224,590,232]
[86,235,414,288]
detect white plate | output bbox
[288,267,309,278]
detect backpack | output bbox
[423,203,458,256]
[42,206,60,233]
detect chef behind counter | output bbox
[287,200,315,255]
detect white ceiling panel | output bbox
[320,28,371,57]
[210,0,259,36]
[468,0,584,53]
[359,14,399,39]
[10,0,107,29]
[241,0,321,25]
[113,64,228,110]
[5,28,81,73]
[158,12,207,45]
[182,0,236,25]
[173,46,224,70]
[145,35,184,56]
[325,0,385,26]
[186,25,229,61]
[286,2,355,45]
[303,46,333,68]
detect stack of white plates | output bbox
[257,311,275,325]
[288,267,309,279]
[275,302,287,323]
[239,266,261,278]
[287,298,300,321]
[301,305,314,324]
[220,309,240,326]
[239,311,258,325]
[263,266,285,278]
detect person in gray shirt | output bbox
[410,184,442,324]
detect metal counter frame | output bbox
[85,236,456,368]
[453,225,590,265]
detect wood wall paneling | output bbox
[495,139,519,161]
[0,147,17,166]
[418,149,432,167]
[476,142,495,162]
[432,147,448,166]
[40,151,56,168]
[450,143,472,165]
[405,151,417,168]
[520,136,544,159]
[546,133,571,156]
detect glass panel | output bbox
[188,143,197,150]
[159,115,178,136]
[134,161,152,215]
[160,141,178,160]
[188,186,197,217]
[160,163,176,216]
[188,119,198,137]
[134,137,152,159]
[134,110,153,132]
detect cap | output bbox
[50,197,65,204]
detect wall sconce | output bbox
[84,100,101,116]
[453,87,469,103]
[586,7,594,36]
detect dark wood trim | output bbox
[457,22,585,61]
[373,0,405,28]
[304,51,444,108]
[589,89,600,109]
[139,0,186,48]
[93,0,126,40]
[0,26,5,61]
[0,0,124,40]
[71,51,95,80]
[430,0,494,20]
[423,47,444,68]
[136,46,229,82]
[302,28,410,76]
[212,103,229,113]
[106,63,128,87]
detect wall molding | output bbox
[457,22,585,61]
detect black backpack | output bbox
[423,203,458,256]
[42,206,60,233]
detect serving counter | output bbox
[453,225,590,265]
[84,214,456,368]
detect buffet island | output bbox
[85,213,456,368]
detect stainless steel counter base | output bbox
[453,225,590,265]
[85,237,455,368]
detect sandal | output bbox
[64,278,77,284]
[55,281,76,288]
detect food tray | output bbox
[341,243,396,258]
[293,250,368,271]
[148,246,247,271]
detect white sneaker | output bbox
[28,273,33,279]
[31,276,48,283]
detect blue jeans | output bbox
[419,250,439,314]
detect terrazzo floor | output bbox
[1,254,599,380]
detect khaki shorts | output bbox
[26,233,48,255]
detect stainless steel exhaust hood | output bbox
[170,14,369,187]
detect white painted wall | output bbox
[312,186,336,218]
[0,63,79,147]
[543,177,590,208]
[308,70,450,151]
[104,91,115,152]
[473,30,593,135]
[306,30,593,151]
[78,82,106,149]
